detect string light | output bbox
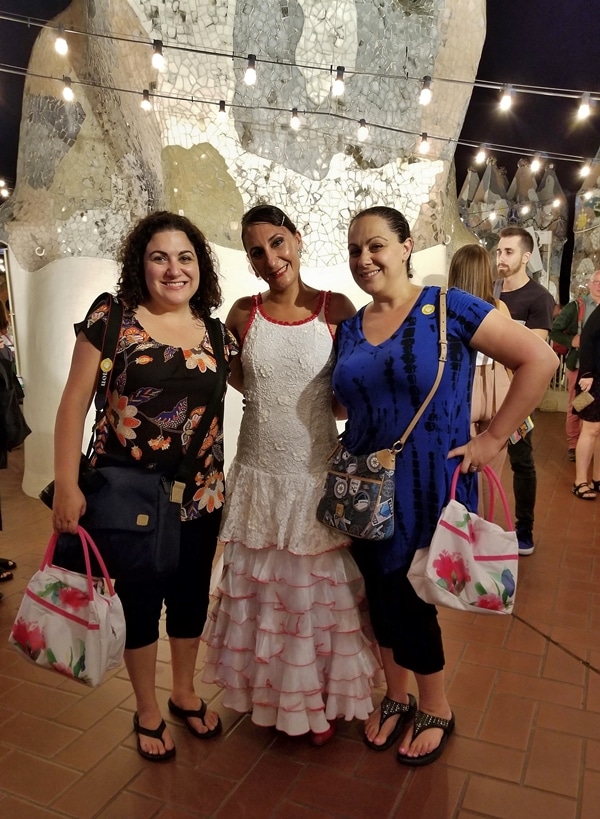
[62,76,73,102]
[290,107,300,131]
[530,154,542,173]
[140,89,152,111]
[489,210,497,221]
[577,92,591,119]
[55,24,68,56]
[418,132,430,154]
[499,84,513,111]
[419,76,432,106]
[552,198,562,208]
[217,99,227,122]
[357,118,369,141]
[580,163,591,177]
[520,204,530,215]
[244,54,257,86]
[151,40,164,71]
[0,188,9,199]
[475,144,487,164]
[332,66,345,97]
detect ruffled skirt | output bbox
[201,542,380,736]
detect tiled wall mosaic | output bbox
[0,0,485,271]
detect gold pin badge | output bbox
[422,304,435,315]
[100,358,113,372]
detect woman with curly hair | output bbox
[52,211,238,761]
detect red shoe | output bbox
[309,720,336,746]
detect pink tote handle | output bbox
[42,526,116,598]
[449,464,514,531]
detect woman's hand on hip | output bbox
[448,431,507,474]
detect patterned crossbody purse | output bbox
[316,290,447,540]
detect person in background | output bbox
[333,206,557,766]
[495,226,555,555]
[448,243,512,516]
[0,301,15,362]
[202,204,380,746]
[550,270,600,461]
[52,212,236,761]
[571,300,600,499]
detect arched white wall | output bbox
[9,242,446,497]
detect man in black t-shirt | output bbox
[496,226,555,555]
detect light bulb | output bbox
[475,145,487,164]
[332,66,345,97]
[499,84,513,111]
[577,92,591,120]
[290,107,300,131]
[140,89,152,111]
[552,198,561,208]
[581,164,591,177]
[55,25,68,56]
[419,76,432,106]
[244,54,257,86]
[0,188,9,199]
[62,76,74,102]
[357,119,369,141]
[489,211,497,221]
[152,40,164,71]
[520,205,530,215]
[530,155,541,173]
[217,100,227,122]
[418,132,430,154]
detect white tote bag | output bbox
[408,466,518,614]
[9,526,125,685]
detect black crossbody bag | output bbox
[44,295,228,579]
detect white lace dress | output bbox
[201,291,379,736]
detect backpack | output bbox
[552,298,584,357]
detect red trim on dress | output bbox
[239,297,259,345]
[255,290,327,326]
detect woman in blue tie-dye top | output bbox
[333,206,557,766]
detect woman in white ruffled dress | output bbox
[201,205,380,744]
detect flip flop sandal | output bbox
[168,697,222,739]
[397,710,455,767]
[0,558,16,570]
[0,571,13,583]
[133,713,176,762]
[364,694,417,752]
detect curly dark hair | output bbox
[116,211,222,317]
[349,206,413,277]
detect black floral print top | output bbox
[77,294,238,521]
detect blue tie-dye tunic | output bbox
[333,286,494,573]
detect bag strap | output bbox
[449,464,514,530]
[391,288,447,453]
[43,526,117,597]
[169,317,228,503]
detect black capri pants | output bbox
[352,539,445,676]
[116,509,222,649]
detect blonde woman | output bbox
[448,243,512,515]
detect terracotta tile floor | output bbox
[0,409,598,818]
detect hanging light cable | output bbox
[62,76,74,102]
[244,54,257,86]
[55,24,68,56]
[419,75,432,106]
[151,40,165,71]
[290,107,300,131]
[332,66,345,97]
[140,89,152,111]
[357,118,369,141]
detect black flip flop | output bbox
[168,697,222,739]
[364,694,417,751]
[397,710,455,767]
[0,558,16,570]
[133,713,176,761]
[0,570,13,583]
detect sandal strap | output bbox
[134,714,168,741]
[379,695,416,729]
[412,710,454,740]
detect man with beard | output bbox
[496,226,555,555]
